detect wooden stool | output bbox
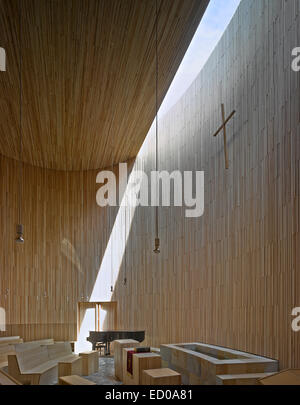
[59,375,96,385]
[123,349,161,385]
[79,351,99,375]
[95,343,106,356]
[114,339,140,381]
[58,357,82,378]
[142,368,181,385]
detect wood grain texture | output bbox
[0,0,299,371]
[0,0,209,170]
[59,375,96,385]
[79,351,99,376]
[0,369,22,385]
[114,339,140,381]
[109,0,300,369]
[142,368,181,385]
[0,154,118,341]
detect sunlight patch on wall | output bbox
[75,308,95,353]
[89,159,143,302]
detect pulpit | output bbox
[122,348,161,385]
[114,339,140,381]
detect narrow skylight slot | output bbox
[159,0,241,117]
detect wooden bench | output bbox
[26,338,54,346]
[59,375,96,385]
[79,351,99,375]
[47,342,82,377]
[8,341,81,384]
[0,343,17,369]
[0,336,23,345]
[0,369,22,385]
[8,344,58,385]
[0,336,24,369]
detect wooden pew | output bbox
[47,343,82,377]
[8,342,82,384]
[0,336,24,369]
[0,343,16,369]
[0,338,54,369]
[0,369,22,385]
[8,345,58,385]
[0,336,23,345]
[26,339,54,346]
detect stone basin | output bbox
[160,342,278,385]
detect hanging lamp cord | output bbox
[155,0,159,241]
[124,195,127,285]
[110,153,114,292]
[18,0,23,226]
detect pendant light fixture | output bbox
[153,0,160,254]
[16,0,24,244]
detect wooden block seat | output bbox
[79,351,99,375]
[143,368,181,385]
[114,339,140,381]
[122,348,161,385]
[59,375,96,385]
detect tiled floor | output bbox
[84,356,122,385]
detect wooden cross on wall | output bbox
[212,104,236,169]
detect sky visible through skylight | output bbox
[159,0,241,117]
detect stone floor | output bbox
[84,356,122,385]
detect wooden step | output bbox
[216,372,275,385]
[59,375,96,385]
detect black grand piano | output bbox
[87,330,145,355]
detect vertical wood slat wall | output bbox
[0,0,299,369]
[0,156,117,341]
[112,0,300,369]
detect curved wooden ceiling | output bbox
[0,0,209,170]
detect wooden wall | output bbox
[0,0,299,369]
[110,0,300,368]
[0,155,118,341]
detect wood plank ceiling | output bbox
[0,0,209,171]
